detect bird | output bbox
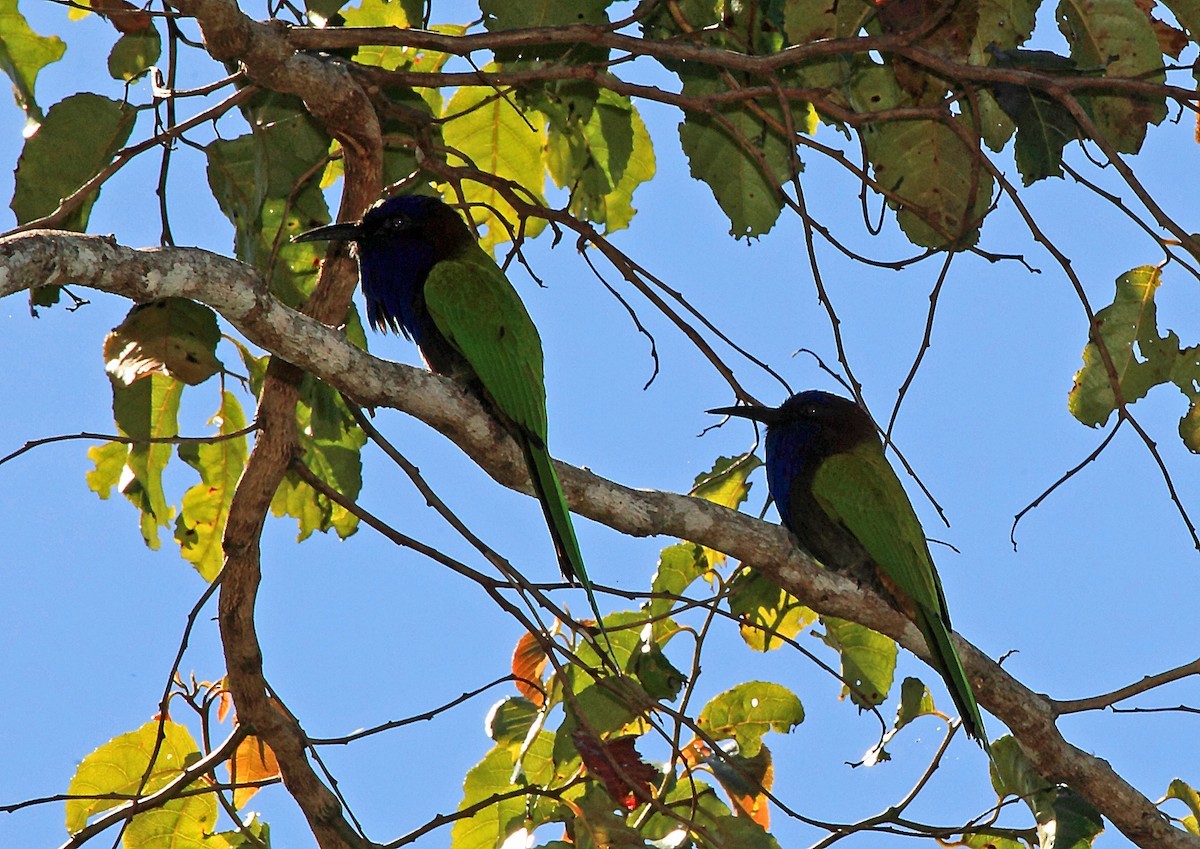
[294,195,605,635]
[709,391,988,748]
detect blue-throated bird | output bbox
[709,391,988,747]
[295,196,601,623]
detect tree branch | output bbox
[1,230,1195,849]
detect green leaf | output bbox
[894,676,937,731]
[485,696,540,747]
[727,568,817,652]
[1068,266,1200,451]
[95,373,183,549]
[958,833,1029,849]
[0,0,65,127]
[972,0,1039,56]
[1057,0,1166,152]
[441,71,548,251]
[989,736,1105,849]
[85,440,127,500]
[65,720,202,833]
[697,681,804,757]
[108,26,159,81]
[678,75,796,238]
[642,773,731,841]
[712,813,782,849]
[205,97,333,306]
[103,299,224,387]
[821,617,897,709]
[270,378,365,539]
[648,542,707,617]
[600,101,655,233]
[481,0,610,64]
[217,813,270,848]
[11,91,135,228]
[339,0,460,113]
[1166,778,1200,834]
[123,791,223,849]
[852,65,993,249]
[175,391,249,581]
[450,734,556,849]
[987,48,1087,185]
[544,89,651,231]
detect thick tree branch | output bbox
[1,231,1194,849]
[158,3,385,847]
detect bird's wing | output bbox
[810,442,946,616]
[423,245,549,440]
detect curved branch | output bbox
[1,230,1195,849]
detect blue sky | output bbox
[3,2,1200,848]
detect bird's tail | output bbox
[916,608,991,755]
[521,437,611,653]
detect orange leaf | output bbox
[680,738,773,829]
[229,735,280,807]
[89,0,153,33]
[512,630,549,707]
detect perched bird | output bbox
[295,196,601,623]
[709,391,988,747]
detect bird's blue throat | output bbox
[359,238,437,344]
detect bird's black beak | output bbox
[707,404,782,426]
[292,221,363,243]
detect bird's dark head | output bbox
[709,390,877,452]
[291,194,475,337]
[292,194,472,252]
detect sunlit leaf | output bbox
[1166,778,1200,834]
[103,299,223,387]
[697,681,804,757]
[0,0,66,127]
[65,720,202,833]
[1068,266,1200,452]
[648,542,706,617]
[450,733,556,849]
[727,568,817,652]
[175,391,250,581]
[821,617,897,709]
[90,373,183,549]
[441,71,548,251]
[228,734,280,808]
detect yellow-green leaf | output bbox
[441,71,548,251]
[65,720,202,834]
[0,0,66,127]
[175,391,249,581]
[1068,265,1200,452]
[821,617,897,709]
[727,568,817,652]
[697,681,804,758]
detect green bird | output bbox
[295,196,605,637]
[709,391,989,748]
